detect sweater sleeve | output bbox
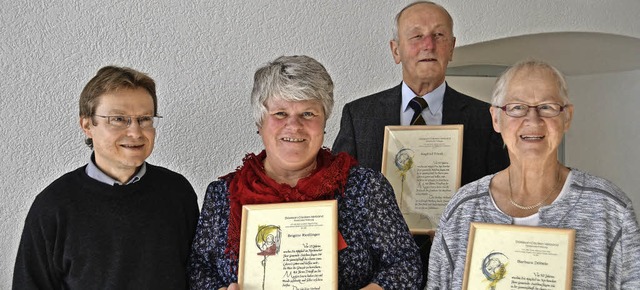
[619,204,640,288]
[13,204,62,290]
[426,216,452,290]
[365,171,424,289]
[188,181,234,289]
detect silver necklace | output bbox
[508,169,561,210]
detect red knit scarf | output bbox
[223,148,357,266]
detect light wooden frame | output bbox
[462,222,575,290]
[381,125,463,233]
[238,200,338,290]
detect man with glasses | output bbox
[13,66,199,289]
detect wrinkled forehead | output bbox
[265,96,322,109]
[505,68,563,102]
[95,88,155,113]
[399,3,453,31]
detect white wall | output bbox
[446,76,496,103]
[2,0,639,287]
[565,70,640,212]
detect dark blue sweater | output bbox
[13,163,199,290]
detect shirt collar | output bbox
[401,81,446,114]
[86,154,146,186]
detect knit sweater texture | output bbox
[427,169,640,290]
[13,163,200,290]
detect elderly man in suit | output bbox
[332,1,508,186]
[332,2,510,284]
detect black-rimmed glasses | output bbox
[495,103,568,118]
[93,115,162,129]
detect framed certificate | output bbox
[237,200,338,290]
[462,222,575,290]
[381,125,463,233]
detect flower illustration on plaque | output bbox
[394,148,415,206]
[256,225,282,290]
[481,251,509,290]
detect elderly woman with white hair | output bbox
[189,55,423,289]
[427,59,640,289]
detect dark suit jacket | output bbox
[332,83,509,186]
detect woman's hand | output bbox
[222,282,380,289]
[361,283,383,290]
[218,283,239,290]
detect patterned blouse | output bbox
[188,165,423,289]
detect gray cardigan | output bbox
[427,169,640,290]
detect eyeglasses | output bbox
[495,103,568,118]
[93,115,162,129]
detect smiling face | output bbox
[259,98,326,178]
[80,87,156,182]
[490,68,573,163]
[391,3,456,95]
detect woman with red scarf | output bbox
[188,55,423,289]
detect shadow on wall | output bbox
[445,31,640,165]
[446,32,640,76]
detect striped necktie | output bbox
[409,96,428,125]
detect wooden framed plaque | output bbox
[381,125,463,233]
[237,200,338,290]
[462,222,575,290]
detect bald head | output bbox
[393,1,454,41]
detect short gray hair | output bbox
[392,1,454,41]
[491,59,570,107]
[251,55,334,127]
